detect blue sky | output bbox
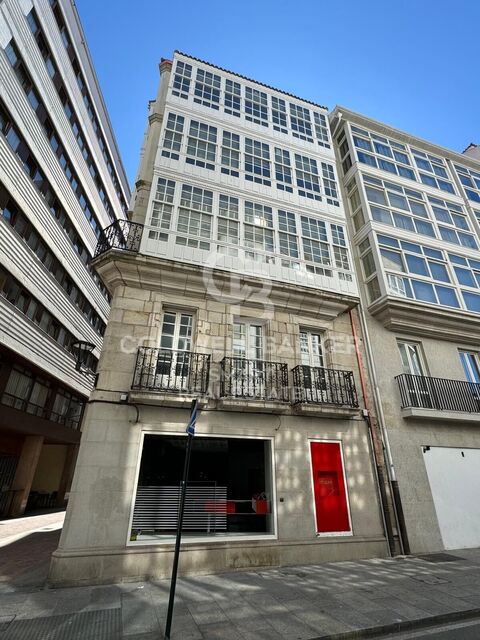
[76,0,480,188]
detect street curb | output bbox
[310,606,480,639]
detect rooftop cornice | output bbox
[174,51,328,112]
[331,106,480,172]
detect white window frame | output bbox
[397,340,426,376]
[459,350,480,384]
[232,319,265,361]
[158,309,194,352]
[299,329,325,368]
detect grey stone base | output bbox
[48,536,388,587]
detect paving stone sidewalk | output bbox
[2,548,480,639]
[0,510,65,592]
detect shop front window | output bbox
[130,435,274,542]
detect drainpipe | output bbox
[349,307,407,555]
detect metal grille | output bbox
[132,484,227,532]
[292,365,358,407]
[94,219,143,257]
[132,348,210,394]
[0,454,18,516]
[396,373,480,412]
[1,608,120,640]
[220,357,289,401]
[415,553,464,563]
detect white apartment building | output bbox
[48,52,394,586]
[0,0,129,518]
[331,106,480,553]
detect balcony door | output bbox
[459,351,480,405]
[232,322,264,397]
[460,351,480,384]
[156,311,193,391]
[398,341,432,408]
[300,330,326,402]
[300,331,325,368]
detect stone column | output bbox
[55,444,79,507]
[8,435,44,517]
[131,58,172,225]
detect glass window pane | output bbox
[393,213,415,231]
[406,254,429,276]
[414,220,435,237]
[378,158,396,173]
[380,249,404,271]
[398,166,415,180]
[353,137,372,151]
[358,152,377,167]
[374,142,393,157]
[365,187,386,205]
[412,280,436,303]
[409,201,427,217]
[435,285,459,308]
[428,262,449,282]
[388,193,409,210]
[377,234,399,248]
[463,291,480,312]
[371,205,392,225]
[459,232,478,250]
[455,267,476,287]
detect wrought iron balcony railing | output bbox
[396,373,480,413]
[220,357,289,402]
[292,365,359,407]
[94,219,144,257]
[132,347,210,394]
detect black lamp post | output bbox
[71,340,96,374]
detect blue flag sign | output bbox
[186,400,198,435]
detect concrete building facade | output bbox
[49,53,394,586]
[0,0,130,518]
[331,107,480,554]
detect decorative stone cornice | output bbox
[134,179,152,191]
[148,112,163,126]
[369,296,480,344]
[94,251,359,321]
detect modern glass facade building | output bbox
[0,0,129,518]
[331,106,480,552]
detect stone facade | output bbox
[49,253,389,586]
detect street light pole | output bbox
[164,399,198,640]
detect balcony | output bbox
[396,373,480,422]
[94,220,144,258]
[220,358,289,410]
[131,348,210,406]
[292,365,359,416]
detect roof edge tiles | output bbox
[174,50,329,112]
[462,142,478,154]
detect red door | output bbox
[310,441,351,534]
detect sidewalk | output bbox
[1,540,480,639]
[0,510,65,593]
